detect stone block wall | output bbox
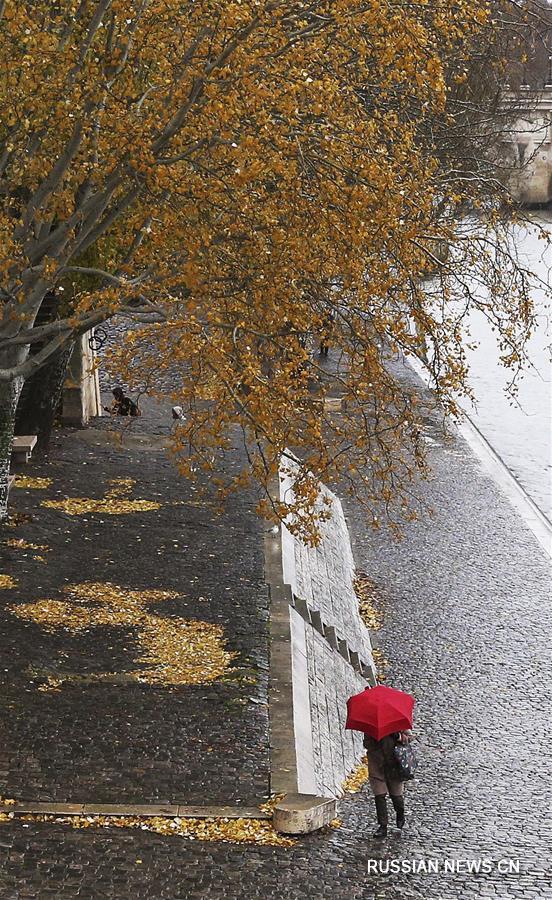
[277,461,377,798]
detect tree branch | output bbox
[22,122,84,227]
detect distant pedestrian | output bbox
[363,729,413,837]
[105,387,141,417]
[319,312,335,357]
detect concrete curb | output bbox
[7,803,270,820]
[264,524,313,796]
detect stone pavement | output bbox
[0,397,270,806]
[0,360,550,898]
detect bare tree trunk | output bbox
[15,344,74,454]
[0,376,24,520]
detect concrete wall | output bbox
[61,333,102,426]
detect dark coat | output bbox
[363,730,412,797]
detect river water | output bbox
[459,213,551,523]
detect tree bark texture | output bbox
[15,344,74,453]
[0,375,24,520]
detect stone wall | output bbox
[275,463,377,799]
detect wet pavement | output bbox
[1,364,550,898]
[1,398,270,805]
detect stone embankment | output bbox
[267,460,378,831]
[2,358,550,898]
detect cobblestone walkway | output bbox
[0,398,270,805]
[0,365,550,899]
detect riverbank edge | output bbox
[408,355,552,560]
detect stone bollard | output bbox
[273,793,337,835]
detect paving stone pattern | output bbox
[1,360,550,898]
[0,397,270,805]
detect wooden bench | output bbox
[11,435,37,465]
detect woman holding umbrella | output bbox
[346,685,416,838]
[363,729,413,837]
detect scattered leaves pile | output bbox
[342,756,370,793]
[6,539,50,552]
[0,814,295,847]
[258,793,285,816]
[0,795,295,846]
[4,512,32,529]
[0,575,17,589]
[14,477,52,490]
[354,572,384,632]
[42,479,160,516]
[0,798,15,823]
[37,676,67,693]
[371,648,388,682]
[6,538,51,564]
[10,582,235,687]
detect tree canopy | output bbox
[0,0,540,533]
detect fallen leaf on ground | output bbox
[42,497,160,515]
[0,575,17,589]
[15,814,295,846]
[14,477,53,490]
[10,582,235,686]
[6,539,50,552]
[371,648,388,681]
[42,478,160,516]
[342,756,370,793]
[354,573,384,631]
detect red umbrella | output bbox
[346,685,415,740]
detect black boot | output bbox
[373,795,388,838]
[390,794,405,829]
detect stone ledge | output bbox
[9,802,270,820]
[273,793,337,834]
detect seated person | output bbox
[105,387,141,417]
